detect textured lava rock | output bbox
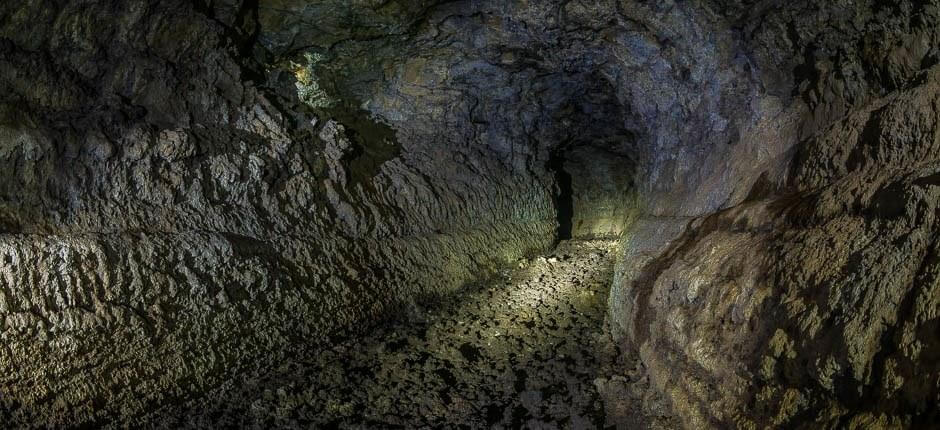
[611,0,940,428]
[2,0,940,428]
[138,240,623,429]
[0,1,558,425]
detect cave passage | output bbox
[548,152,575,241]
[6,0,940,427]
[141,240,629,428]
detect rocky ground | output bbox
[135,240,664,429]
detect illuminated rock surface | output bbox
[137,240,665,428]
[0,0,939,428]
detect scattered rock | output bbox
[142,240,624,427]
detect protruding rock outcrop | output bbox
[611,1,940,427]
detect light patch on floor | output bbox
[141,240,625,428]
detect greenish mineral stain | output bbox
[292,52,335,109]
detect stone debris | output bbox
[141,240,646,429]
[2,0,938,427]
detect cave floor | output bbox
[145,240,642,429]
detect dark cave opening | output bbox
[547,151,574,241]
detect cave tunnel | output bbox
[2,0,940,428]
[546,150,573,241]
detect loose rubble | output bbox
[142,240,634,428]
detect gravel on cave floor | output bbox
[143,240,654,429]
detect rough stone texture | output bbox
[2,0,940,427]
[2,2,726,422]
[611,1,940,428]
[137,240,622,429]
[0,1,559,426]
[566,146,638,238]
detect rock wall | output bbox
[611,0,940,427]
[565,146,637,238]
[0,1,559,425]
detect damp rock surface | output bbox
[137,240,656,429]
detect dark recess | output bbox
[547,151,574,241]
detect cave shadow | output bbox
[547,151,574,242]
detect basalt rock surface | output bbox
[1,0,939,428]
[611,1,940,428]
[0,1,559,426]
